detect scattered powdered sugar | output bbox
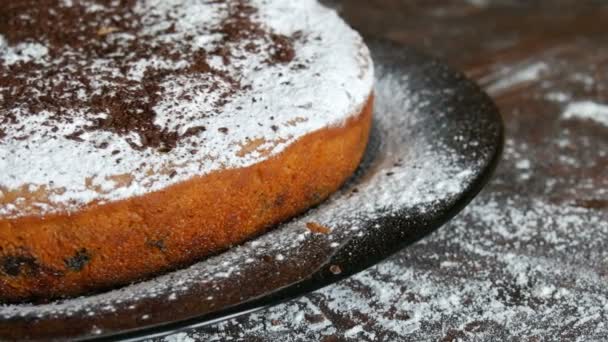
[562,100,608,127]
[0,36,49,66]
[570,73,596,87]
[173,120,608,342]
[515,158,530,170]
[164,333,195,342]
[545,91,571,103]
[185,192,608,341]
[0,0,374,218]
[465,0,491,7]
[0,57,482,341]
[483,61,548,95]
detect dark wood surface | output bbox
[157,1,608,341]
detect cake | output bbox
[0,0,374,302]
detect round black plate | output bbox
[0,40,503,342]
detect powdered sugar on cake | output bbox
[0,0,374,218]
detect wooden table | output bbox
[159,1,608,341]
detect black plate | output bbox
[0,40,503,342]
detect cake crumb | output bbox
[306,222,331,234]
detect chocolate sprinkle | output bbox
[0,0,297,152]
[64,249,91,272]
[1,254,39,277]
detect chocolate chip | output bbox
[2,255,39,277]
[64,248,91,272]
[146,239,166,251]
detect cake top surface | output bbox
[0,0,374,218]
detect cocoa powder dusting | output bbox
[0,0,298,151]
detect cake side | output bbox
[0,95,373,303]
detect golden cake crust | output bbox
[0,96,373,303]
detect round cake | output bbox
[0,0,374,302]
